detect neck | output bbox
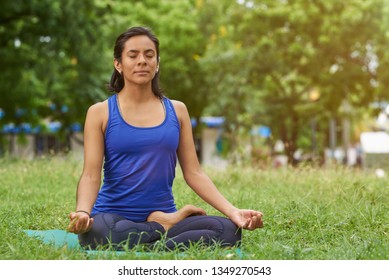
[119,83,156,103]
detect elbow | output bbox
[80,171,102,185]
[183,169,203,187]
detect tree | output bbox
[0,0,110,130]
[196,0,262,161]
[201,0,386,164]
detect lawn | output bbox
[0,156,388,260]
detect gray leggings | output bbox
[79,213,241,250]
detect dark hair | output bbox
[107,26,163,98]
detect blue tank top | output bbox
[92,94,179,222]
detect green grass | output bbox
[0,156,388,260]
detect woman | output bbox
[67,26,263,250]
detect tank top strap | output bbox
[108,94,118,114]
[106,94,120,128]
[163,97,180,128]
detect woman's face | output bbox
[115,35,159,86]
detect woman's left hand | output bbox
[229,209,264,230]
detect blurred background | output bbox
[1,0,389,171]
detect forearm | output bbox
[75,175,101,214]
[184,171,238,217]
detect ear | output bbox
[114,59,122,74]
[156,56,161,72]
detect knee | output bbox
[209,217,241,247]
[78,213,119,249]
[220,218,242,246]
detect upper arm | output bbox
[173,100,201,177]
[81,101,107,178]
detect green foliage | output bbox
[0,157,388,260]
[0,0,110,128]
[0,0,210,131]
[2,0,389,162]
[195,0,389,163]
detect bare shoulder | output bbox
[170,99,189,118]
[85,100,109,132]
[87,100,108,116]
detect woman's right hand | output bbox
[67,211,94,234]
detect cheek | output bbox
[122,59,135,67]
[150,60,158,68]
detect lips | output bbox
[134,70,150,74]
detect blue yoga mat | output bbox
[23,229,139,256]
[24,229,81,249]
[24,229,243,258]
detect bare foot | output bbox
[147,205,206,231]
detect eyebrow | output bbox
[127,49,155,54]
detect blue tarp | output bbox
[191,117,225,128]
[251,126,272,138]
[1,122,82,134]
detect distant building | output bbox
[0,121,82,158]
[192,117,227,168]
[360,131,389,171]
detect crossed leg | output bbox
[79,205,240,250]
[147,205,206,230]
[163,215,242,250]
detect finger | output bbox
[67,222,74,233]
[254,214,263,228]
[252,215,262,230]
[87,218,94,231]
[79,217,89,232]
[248,216,257,230]
[79,218,93,234]
[75,216,85,232]
[241,218,250,229]
[84,218,92,232]
[74,220,79,232]
[67,216,79,232]
[70,216,79,227]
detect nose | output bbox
[137,54,147,65]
